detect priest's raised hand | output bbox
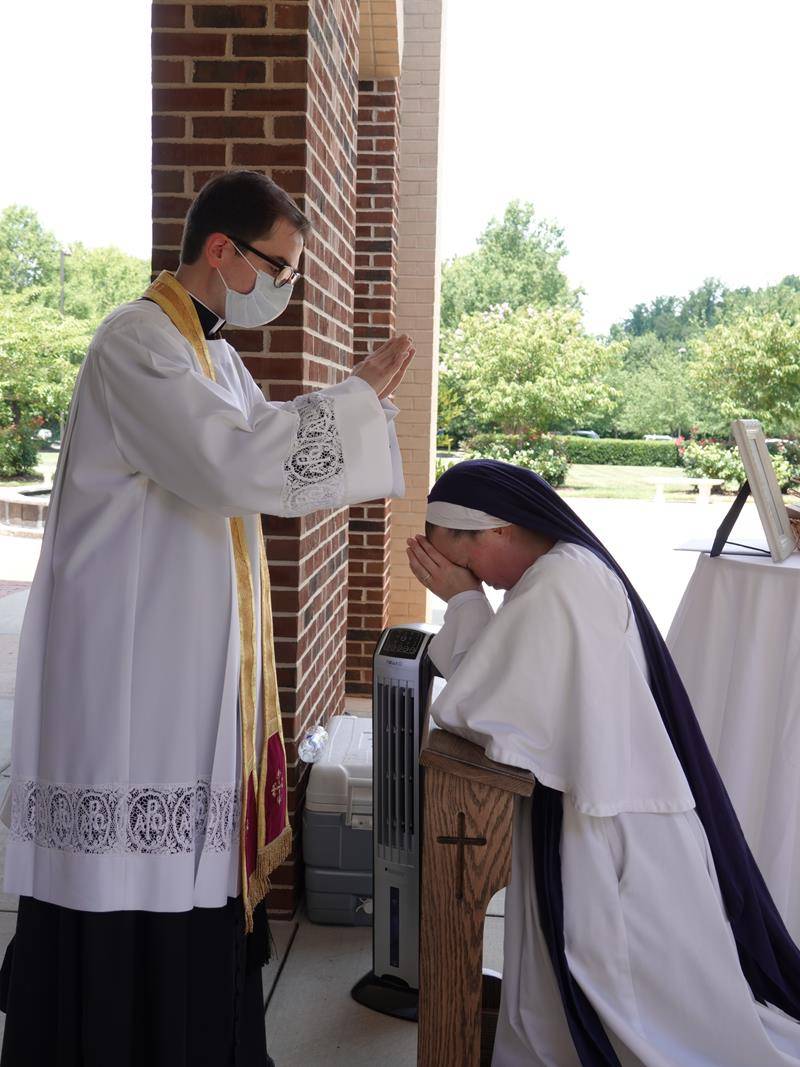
[351,333,415,399]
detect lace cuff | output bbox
[282,393,345,512]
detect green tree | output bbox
[691,312,800,436]
[41,243,151,322]
[440,201,579,330]
[437,339,493,446]
[0,206,60,294]
[619,331,673,371]
[0,292,90,476]
[614,347,702,438]
[446,304,621,436]
[721,276,800,326]
[616,278,728,343]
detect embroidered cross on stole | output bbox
[143,271,291,932]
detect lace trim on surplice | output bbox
[9,777,239,856]
[282,393,345,512]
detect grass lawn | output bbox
[560,464,722,501]
[0,448,59,490]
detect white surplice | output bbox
[428,541,800,1067]
[3,297,403,914]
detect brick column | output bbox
[346,78,401,695]
[390,0,445,626]
[152,0,360,917]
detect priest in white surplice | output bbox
[408,459,800,1067]
[0,170,413,1067]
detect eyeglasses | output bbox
[225,235,301,288]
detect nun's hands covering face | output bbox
[405,535,481,601]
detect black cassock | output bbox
[0,895,274,1067]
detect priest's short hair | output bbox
[180,169,312,265]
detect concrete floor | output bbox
[0,495,767,1062]
[262,890,505,1065]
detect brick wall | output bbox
[390,0,445,626]
[151,0,362,917]
[346,78,401,694]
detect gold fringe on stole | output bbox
[229,514,259,924]
[143,271,292,932]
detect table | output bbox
[417,726,534,1067]
[667,549,800,941]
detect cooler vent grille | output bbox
[375,679,416,861]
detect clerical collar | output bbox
[189,294,226,340]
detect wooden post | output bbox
[417,727,535,1067]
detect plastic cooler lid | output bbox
[305,714,373,815]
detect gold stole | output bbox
[143,271,291,932]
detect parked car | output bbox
[643,434,674,441]
[571,429,600,439]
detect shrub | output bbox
[435,454,460,481]
[561,436,680,466]
[463,431,570,487]
[681,439,793,492]
[0,417,40,478]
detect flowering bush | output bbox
[463,431,570,487]
[681,439,793,492]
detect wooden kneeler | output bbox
[417,726,535,1067]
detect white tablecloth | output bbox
[667,550,800,942]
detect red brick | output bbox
[152,5,187,28]
[233,33,306,57]
[152,220,184,246]
[268,328,304,353]
[152,194,193,218]
[151,31,226,56]
[274,59,308,83]
[274,4,308,29]
[152,58,186,83]
[191,169,227,191]
[223,329,266,352]
[232,142,305,166]
[274,114,306,138]
[193,59,267,83]
[192,115,264,139]
[233,87,306,111]
[152,114,185,138]
[192,5,267,28]
[152,142,226,166]
[152,248,181,273]
[153,87,225,111]
[152,170,185,193]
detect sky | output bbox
[1,0,798,334]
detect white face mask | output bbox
[217,246,294,328]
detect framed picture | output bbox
[731,419,795,562]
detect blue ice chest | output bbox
[303,715,373,925]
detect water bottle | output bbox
[298,723,329,764]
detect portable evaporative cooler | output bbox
[351,623,439,1022]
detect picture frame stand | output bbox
[710,481,771,558]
